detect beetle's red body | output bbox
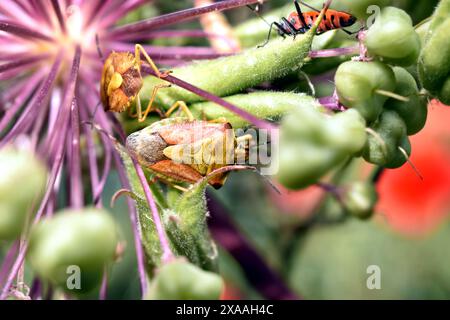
[266,1,357,43]
[285,9,357,34]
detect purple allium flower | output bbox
[0,0,263,300]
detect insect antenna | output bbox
[89,34,105,123]
[207,165,281,194]
[95,33,104,62]
[246,3,287,48]
[246,4,272,28]
[297,0,320,13]
[81,120,118,144]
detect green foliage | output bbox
[0,147,47,240]
[335,61,396,122]
[288,219,450,299]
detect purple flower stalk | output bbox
[0,0,264,300]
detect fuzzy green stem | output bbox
[190,91,320,128]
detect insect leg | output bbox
[294,0,309,30]
[274,21,291,36]
[235,134,253,161]
[135,44,172,78]
[258,22,277,48]
[236,134,253,144]
[207,117,228,124]
[165,101,194,121]
[134,83,171,122]
[281,17,297,35]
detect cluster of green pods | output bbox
[335,7,428,169]
[277,107,366,189]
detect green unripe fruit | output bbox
[418,18,450,93]
[146,260,223,300]
[343,182,378,219]
[418,0,450,104]
[439,77,450,105]
[385,135,411,169]
[28,208,120,294]
[335,61,396,122]
[277,106,368,189]
[363,110,407,166]
[281,104,325,142]
[385,67,427,135]
[277,141,346,190]
[322,109,367,154]
[0,147,47,240]
[365,7,421,67]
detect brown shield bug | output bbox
[100,44,172,122]
[126,107,252,189]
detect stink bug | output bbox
[126,106,252,189]
[100,44,178,122]
[260,1,357,46]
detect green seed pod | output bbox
[276,141,346,190]
[190,92,320,129]
[418,18,450,93]
[362,110,407,166]
[322,109,367,154]
[277,106,368,189]
[0,147,47,240]
[335,61,396,122]
[385,135,411,169]
[28,208,120,294]
[418,0,450,103]
[281,104,326,142]
[439,76,450,105]
[146,260,223,300]
[425,0,450,36]
[385,67,427,135]
[343,181,378,219]
[365,7,421,67]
